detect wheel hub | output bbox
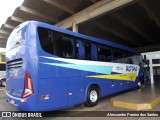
[90,90,98,103]
[2,81,6,87]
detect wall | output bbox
[141,51,160,84]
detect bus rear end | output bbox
[6,22,38,111]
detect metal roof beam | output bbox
[111,13,155,44]
[4,24,15,30]
[0,34,9,39]
[11,16,26,23]
[92,21,141,46]
[136,44,160,52]
[56,0,136,29]
[0,40,6,43]
[43,0,74,14]
[0,35,7,39]
[90,0,101,3]
[138,0,160,28]
[0,30,10,35]
[0,39,7,44]
[20,6,58,22]
[0,41,6,48]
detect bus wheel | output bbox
[138,81,142,88]
[1,79,6,87]
[85,86,99,107]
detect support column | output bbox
[72,21,78,32]
[72,21,84,108]
[149,56,154,84]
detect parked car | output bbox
[0,62,6,87]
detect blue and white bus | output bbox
[6,21,144,111]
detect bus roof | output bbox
[28,21,139,54]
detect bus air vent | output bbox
[7,58,23,69]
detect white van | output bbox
[0,62,6,87]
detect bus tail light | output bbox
[23,72,34,98]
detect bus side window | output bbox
[124,52,134,64]
[38,27,54,55]
[83,41,91,60]
[56,36,73,58]
[75,41,79,59]
[128,58,133,64]
[91,43,98,61]
[113,49,124,63]
[75,40,84,59]
[98,45,112,62]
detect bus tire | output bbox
[137,81,142,89]
[85,85,99,107]
[1,79,6,87]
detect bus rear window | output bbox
[7,26,26,49]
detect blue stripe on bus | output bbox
[41,62,113,74]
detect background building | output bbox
[0,52,5,62]
[142,51,160,84]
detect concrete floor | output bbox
[111,82,160,110]
[114,82,160,102]
[0,85,160,120]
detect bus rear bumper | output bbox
[6,92,37,111]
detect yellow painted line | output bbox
[88,73,137,81]
[110,97,160,110]
[0,62,6,64]
[150,97,160,108]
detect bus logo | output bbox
[126,66,137,72]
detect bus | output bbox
[0,62,6,87]
[6,21,144,111]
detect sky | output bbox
[0,0,24,27]
[0,0,24,50]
